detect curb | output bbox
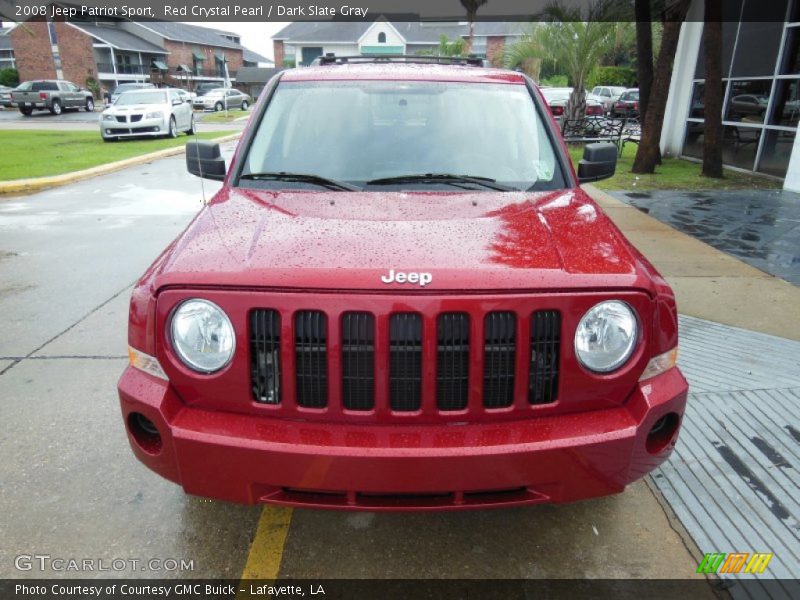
[0,133,241,196]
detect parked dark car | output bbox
[612,89,640,118]
[11,80,95,115]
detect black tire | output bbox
[186,115,196,135]
[168,116,177,138]
[214,102,223,112]
[49,100,62,115]
[19,107,33,116]
[102,136,117,143]
[241,100,249,111]
[85,97,94,112]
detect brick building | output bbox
[272,20,524,67]
[8,16,270,92]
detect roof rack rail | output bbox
[314,53,487,67]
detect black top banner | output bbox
[0,0,795,23]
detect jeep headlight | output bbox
[170,299,235,373]
[575,300,638,373]
[145,111,164,119]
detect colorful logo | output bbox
[697,553,773,574]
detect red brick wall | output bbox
[10,22,96,85]
[164,40,243,75]
[486,36,506,68]
[57,22,97,86]
[273,40,285,68]
[10,21,56,81]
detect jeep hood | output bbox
[151,188,653,292]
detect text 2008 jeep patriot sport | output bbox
[118,56,688,510]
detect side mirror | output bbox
[577,142,617,183]
[186,141,226,181]
[172,98,182,106]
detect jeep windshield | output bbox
[241,80,564,192]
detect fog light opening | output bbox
[127,412,162,455]
[646,412,680,454]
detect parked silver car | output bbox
[591,85,628,114]
[109,82,155,105]
[193,87,251,111]
[100,89,195,142]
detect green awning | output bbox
[151,60,168,71]
[192,51,205,61]
[176,64,191,72]
[215,53,227,62]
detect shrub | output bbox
[539,74,568,87]
[85,76,101,99]
[587,66,636,89]
[0,68,19,87]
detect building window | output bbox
[682,0,799,178]
[378,32,386,43]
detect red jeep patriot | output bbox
[118,56,688,510]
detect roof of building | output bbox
[234,66,282,84]
[243,48,273,64]
[136,22,242,49]
[273,21,525,43]
[71,23,168,54]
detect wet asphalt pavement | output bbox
[612,190,800,286]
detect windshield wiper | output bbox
[365,173,519,191]
[240,172,361,191]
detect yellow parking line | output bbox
[240,505,293,579]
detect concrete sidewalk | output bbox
[585,185,800,341]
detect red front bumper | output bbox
[118,366,688,510]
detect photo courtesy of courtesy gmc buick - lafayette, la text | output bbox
[118,55,688,510]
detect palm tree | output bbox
[460,0,488,51]
[505,4,618,121]
[702,0,723,178]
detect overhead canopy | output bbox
[176,64,192,72]
[192,51,205,60]
[151,61,168,71]
[215,53,227,62]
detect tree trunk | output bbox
[635,0,653,125]
[567,85,587,121]
[632,0,691,174]
[702,0,724,178]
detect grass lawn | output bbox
[0,130,237,181]
[568,143,781,191]
[197,110,249,124]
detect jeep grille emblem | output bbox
[380,269,432,287]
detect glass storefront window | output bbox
[725,80,773,123]
[722,125,762,169]
[731,21,785,78]
[769,78,800,126]
[758,129,796,177]
[682,121,705,160]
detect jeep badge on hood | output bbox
[380,269,433,287]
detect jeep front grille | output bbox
[249,308,561,415]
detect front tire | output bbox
[102,136,117,143]
[19,107,32,116]
[186,115,196,135]
[241,100,249,111]
[167,116,177,138]
[85,98,94,112]
[214,102,223,112]
[49,100,62,115]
